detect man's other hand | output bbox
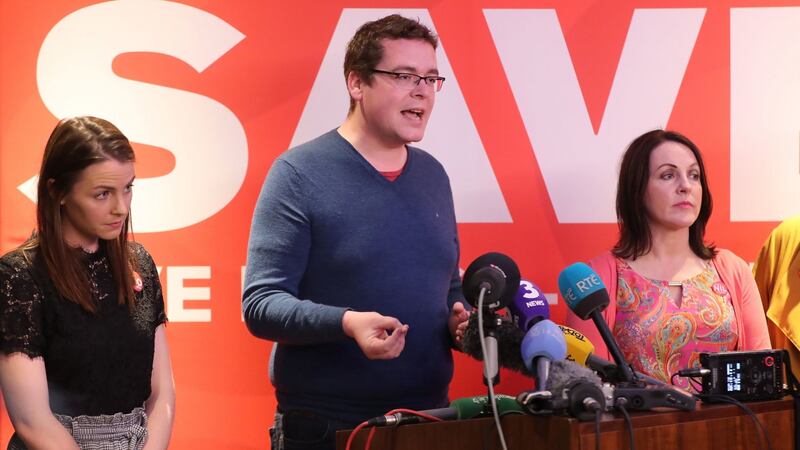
[448,301,470,349]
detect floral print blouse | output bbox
[613,258,738,391]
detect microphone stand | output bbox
[476,286,509,450]
[478,309,501,388]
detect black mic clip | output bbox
[516,389,555,415]
[612,384,697,412]
[517,380,608,421]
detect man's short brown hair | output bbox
[344,14,438,113]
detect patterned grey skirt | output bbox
[7,407,148,450]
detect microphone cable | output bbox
[481,409,526,450]
[694,394,771,450]
[615,397,636,450]
[672,370,771,450]
[670,371,703,393]
[346,408,445,450]
[345,420,374,450]
[594,409,602,450]
[477,287,509,450]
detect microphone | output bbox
[545,359,607,421]
[367,394,523,426]
[462,253,521,386]
[367,406,457,426]
[450,394,523,419]
[508,279,550,331]
[517,359,607,421]
[461,313,528,375]
[559,325,665,386]
[558,263,638,384]
[520,319,567,391]
[462,253,520,311]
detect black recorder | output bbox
[699,350,785,401]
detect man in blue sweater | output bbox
[243,14,469,450]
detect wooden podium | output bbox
[337,397,795,450]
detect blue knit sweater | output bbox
[243,130,463,424]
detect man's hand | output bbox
[342,311,409,360]
[448,301,470,349]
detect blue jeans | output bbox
[270,409,357,450]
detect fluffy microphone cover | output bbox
[546,359,603,394]
[461,312,531,375]
[545,359,607,420]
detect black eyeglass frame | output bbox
[371,69,446,91]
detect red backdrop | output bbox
[0,1,794,448]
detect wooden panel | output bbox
[337,398,794,450]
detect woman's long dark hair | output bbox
[612,129,716,260]
[20,116,136,313]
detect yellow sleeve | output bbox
[753,227,779,315]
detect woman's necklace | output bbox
[65,240,99,254]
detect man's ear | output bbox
[346,71,365,103]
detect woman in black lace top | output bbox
[0,117,175,449]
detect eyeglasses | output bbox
[371,69,445,92]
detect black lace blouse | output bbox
[0,242,167,416]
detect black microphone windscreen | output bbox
[573,290,610,321]
[461,313,530,375]
[462,252,521,310]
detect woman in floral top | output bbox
[566,129,770,390]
